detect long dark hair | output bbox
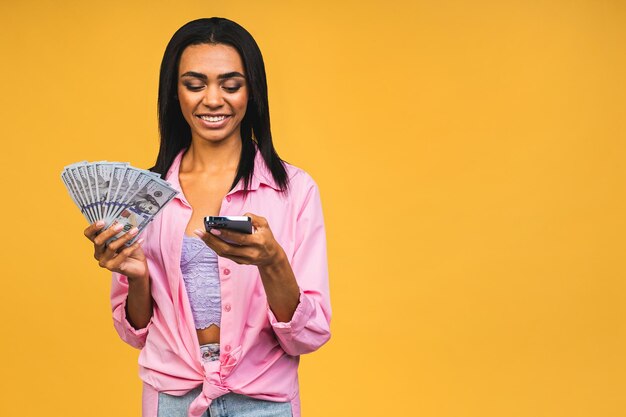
[151,17,289,192]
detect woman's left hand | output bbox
[194,213,284,266]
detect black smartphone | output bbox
[204,216,253,234]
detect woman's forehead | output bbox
[178,43,244,76]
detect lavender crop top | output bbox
[180,235,221,330]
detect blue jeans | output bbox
[157,388,292,417]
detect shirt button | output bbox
[223,268,231,276]
[224,345,231,352]
[224,304,231,312]
[226,196,231,202]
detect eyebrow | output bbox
[180,71,246,81]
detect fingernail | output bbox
[96,220,105,228]
[113,223,124,232]
[136,238,144,245]
[193,229,205,237]
[209,228,221,236]
[129,227,139,236]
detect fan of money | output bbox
[61,161,178,244]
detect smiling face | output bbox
[177,43,249,146]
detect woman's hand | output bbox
[84,221,149,282]
[194,213,284,266]
[195,213,300,322]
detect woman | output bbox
[83,17,331,417]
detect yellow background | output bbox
[1,1,624,416]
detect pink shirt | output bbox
[110,149,331,417]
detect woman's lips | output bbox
[196,114,231,129]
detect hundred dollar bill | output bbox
[61,168,91,222]
[115,167,163,205]
[104,164,128,222]
[95,162,125,222]
[108,169,149,222]
[62,164,86,221]
[69,165,97,223]
[64,162,94,222]
[86,163,101,219]
[106,165,138,223]
[107,178,178,245]
[76,164,96,222]
[94,162,109,220]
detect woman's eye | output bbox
[185,84,204,91]
[223,85,241,93]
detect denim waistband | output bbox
[200,343,220,362]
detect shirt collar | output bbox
[164,150,187,205]
[248,150,281,192]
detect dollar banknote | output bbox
[61,161,178,244]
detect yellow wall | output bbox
[1,1,624,416]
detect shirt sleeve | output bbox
[267,174,332,356]
[111,271,151,349]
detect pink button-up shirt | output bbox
[110,150,331,417]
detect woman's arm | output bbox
[84,221,154,346]
[125,274,153,329]
[257,249,301,323]
[111,272,153,348]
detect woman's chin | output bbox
[192,130,241,145]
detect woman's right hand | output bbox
[84,221,149,282]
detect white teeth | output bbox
[199,115,226,122]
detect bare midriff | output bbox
[197,324,220,345]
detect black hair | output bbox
[151,17,289,192]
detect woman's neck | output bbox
[182,137,242,175]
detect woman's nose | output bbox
[202,85,223,108]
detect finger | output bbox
[195,229,229,252]
[93,222,124,246]
[196,229,248,257]
[84,220,106,241]
[194,230,258,265]
[194,229,250,249]
[107,227,139,253]
[244,212,267,229]
[101,227,141,264]
[115,238,143,265]
[193,229,207,239]
[108,239,145,272]
[121,237,144,256]
[94,222,124,258]
[208,241,252,264]
[208,227,252,246]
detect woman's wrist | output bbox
[258,249,300,322]
[126,267,150,285]
[258,246,289,275]
[127,273,149,286]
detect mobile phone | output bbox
[204,216,253,234]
